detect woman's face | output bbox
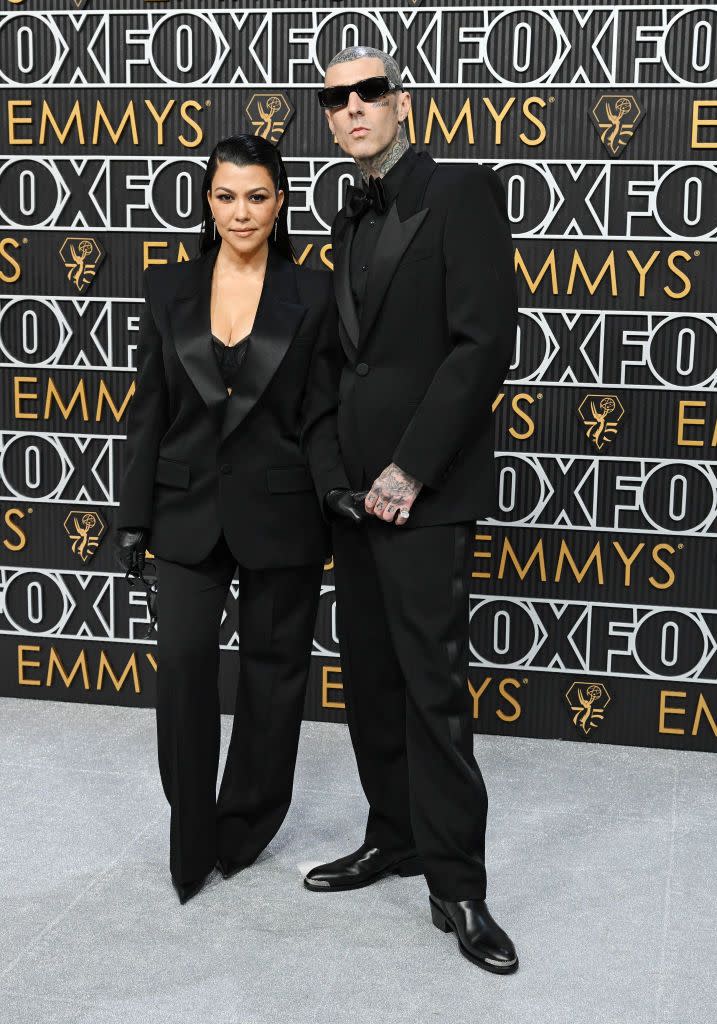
[206,160,284,256]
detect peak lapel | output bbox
[358,151,437,348]
[168,246,227,420]
[220,248,307,444]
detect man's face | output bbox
[323,56,410,160]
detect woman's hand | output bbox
[324,489,368,525]
[114,527,149,574]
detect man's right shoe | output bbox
[429,895,519,974]
[303,844,423,892]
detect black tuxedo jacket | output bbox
[117,244,344,568]
[314,149,518,527]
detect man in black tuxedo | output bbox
[303,46,520,973]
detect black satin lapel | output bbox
[220,258,307,443]
[332,214,360,359]
[168,249,227,418]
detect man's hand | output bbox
[365,463,422,526]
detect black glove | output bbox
[114,527,149,574]
[324,488,368,525]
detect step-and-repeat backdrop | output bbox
[1,1,715,752]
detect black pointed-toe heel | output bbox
[216,857,245,881]
[172,869,213,905]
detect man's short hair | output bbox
[326,47,403,90]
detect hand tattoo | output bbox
[365,463,422,526]
[376,464,420,499]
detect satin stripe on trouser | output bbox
[332,519,488,901]
[154,532,322,884]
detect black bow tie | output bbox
[345,175,387,219]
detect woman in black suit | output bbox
[115,135,346,904]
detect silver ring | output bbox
[398,508,410,519]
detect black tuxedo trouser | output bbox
[332,519,488,901]
[154,532,323,884]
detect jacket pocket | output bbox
[266,465,314,494]
[155,456,190,490]
[399,244,434,266]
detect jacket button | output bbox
[220,464,232,475]
[356,362,369,376]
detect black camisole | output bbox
[211,332,250,392]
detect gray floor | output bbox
[0,699,713,1024]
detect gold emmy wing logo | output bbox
[63,510,106,562]
[58,237,106,293]
[589,95,645,156]
[577,393,625,451]
[245,93,294,143]
[565,682,611,735]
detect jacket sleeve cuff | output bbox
[391,442,452,492]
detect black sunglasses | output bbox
[317,75,403,110]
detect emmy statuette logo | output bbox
[245,93,294,143]
[577,393,625,450]
[565,682,611,735]
[589,95,645,156]
[57,237,106,293]
[63,510,106,562]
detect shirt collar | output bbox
[362,146,418,206]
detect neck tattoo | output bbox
[357,132,410,183]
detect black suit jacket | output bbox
[314,149,518,527]
[117,244,345,568]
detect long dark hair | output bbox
[197,135,295,262]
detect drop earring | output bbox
[212,217,216,241]
[274,218,278,243]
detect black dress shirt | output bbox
[349,146,419,315]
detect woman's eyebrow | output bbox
[214,185,270,194]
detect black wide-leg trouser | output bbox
[154,532,323,885]
[332,519,489,902]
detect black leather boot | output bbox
[304,843,424,892]
[429,896,518,973]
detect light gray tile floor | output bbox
[0,698,714,1024]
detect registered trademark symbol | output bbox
[22,238,28,245]
[522,677,528,684]
[537,393,543,399]
[678,543,683,549]
[205,99,211,107]
[27,507,32,513]
[694,250,700,257]
[548,96,555,103]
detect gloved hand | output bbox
[114,527,149,574]
[324,488,368,525]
